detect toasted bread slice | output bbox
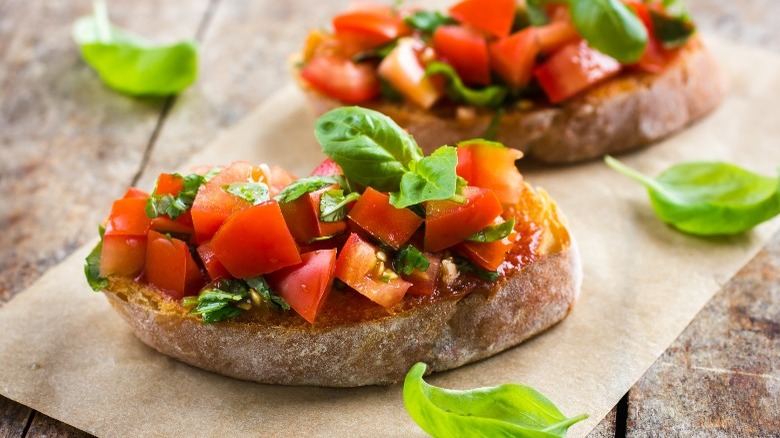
[299,38,726,164]
[101,184,581,387]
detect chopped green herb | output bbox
[223,181,270,205]
[404,10,456,34]
[650,10,695,49]
[426,62,508,108]
[274,176,337,204]
[393,246,430,276]
[84,225,108,291]
[245,276,290,311]
[467,218,515,243]
[145,172,208,220]
[452,257,500,281]
[353,41,397,62]
[404,363,588,437]
[186,277,288,324]
[319,189,361,222]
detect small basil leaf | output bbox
[72,1,197,96]
[390,146,458,209]
[245,275,290,311]
[650,10,695,49]
[605,156,780,236]
[467,218,515,243]
[570,0,648,63]
[319,189,361,223]
[426,62,508,108]
[404,10,457,34]
[316,107,424,192]
[203,167,222,182]
[393,246,430,276]
[274,176,337,204]
[146,172,207,220]
[223,181,270,205]
[403,363,588,438]
[84,225,108,291]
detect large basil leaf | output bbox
[403,363,588,437]
[606,156,780,236]
[570,0,648,63]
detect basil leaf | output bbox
[524,0,550,27]
[353,41,397,62]
[84,225,108,292]
[146,172,207,220]
[203,167,222,182]
[188,279,249,324]
[319,189,361,223]
[245,276,290,311]
[72,0,198,96]
[404,10,456,34]
[390,146,459,208]
[274,176,337,204]
[316,107,424,192]
[426,62,508,108]
[650,10,695,49]
[452,257,500,281]
[223,181,270,205]
[404,363,588,437]
[468,218,515,243]
[662,0,691,20]
[393,246,430,276]
[605,156,780,236]
[570,0,648,63]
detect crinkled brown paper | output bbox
[1,37,779,437]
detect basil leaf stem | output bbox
[72,0,198,96]
[403,363,588,437]
[319,190,361,222]
[606,156,780,236]
[426,62,508,108]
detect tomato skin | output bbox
[122,187,149,199]
[433,25,491,86]
[191,161,254,244]
[154,173,183,196]
[332,9,410,54]
[196,242,231,282]
[425,186,504,252]
[449,0,515,38]
[210,202,301,278]
[348,187,424,250]
[534,40,622,104]
[535,19,580,54]
[378,39,443,109]
[335,233,411,308]
[104,198,151,237]
[279,185,348,244]
[456,141,524,205]
[404,251,441,296]
[458,222,517,271]
[145,230,203,300]
[310,158,343,177]
[150,212,195,242]
[267,249,338,324]
[489,28,540,91]
[300,56,381,103]
[100,235,146,277]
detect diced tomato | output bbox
[190,161,254,244]
[404,251,441,296]
[534,40,622,104]
[104,198,151,237]
[210,202,301,278]
[334,233,411,308]
[196,242,231,282]
[310,158,343,176]
[267,249,338,324]
[489,28,539,90]
[154,173,183,196]
[268,165,297,196]
[425,186,504,252]
[458,219,518,271]
[122,187,149,199]
[378,39,443,109]
[627,2,680,73]
[99,235,146,277]
[348,187,424,250]
[535,19,580,54]
[432,25,491,86]
[279,185,348,244]
[300,56,381,103]
[333,8,410,54]
[449,0,515,38]
[150,211,195,241]
[456,140,524,205]
[145,230,203,299]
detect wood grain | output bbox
[0,0,209,304]
[0,396,30,438]
[25,414,91,438]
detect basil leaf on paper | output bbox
[72,0,198,96]
[403,363,588,438]
[605,156,780,236]
[426,62,508,108]
[569,0,648,63]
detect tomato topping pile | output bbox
[89,135,538,325]
[298,0,696,107]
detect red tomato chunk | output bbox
[279,185,348,244]
[104,198,151,237]
[267,249,338,324]
[100,236,146,277]
[449,0,515,38]
[145,230,203,299]
[196,242,231,282]
[191,161,254,244]
[433,25,491,86]
[456,141,524,205]
[425,186,503,252]
[348,187,423,250]
[535,40,622,104]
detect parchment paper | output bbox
[2,37,780,437]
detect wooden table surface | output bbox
[1,0,778,436]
